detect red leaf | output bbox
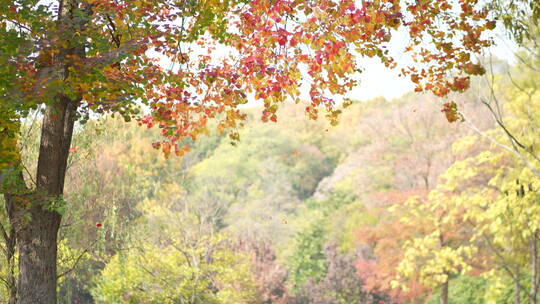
[441,101,459,123]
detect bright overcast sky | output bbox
[344,28,517,101]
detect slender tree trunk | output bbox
[515,278,521,304]
[440,279,449,304]
[10,96,78,304]
[531,230,539,304]
[6,224,17,304]
[3,193,18,304]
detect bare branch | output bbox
[463,117,540,178]
[57,239,97,279]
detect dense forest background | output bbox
[1,41,539,304]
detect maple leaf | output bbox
[441,102,460,123]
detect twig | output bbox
[463,116,540,178]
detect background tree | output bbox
[291,242,375,304]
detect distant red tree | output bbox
[355,217,429,303]
[234,238,290,304]
[292,242,383,304]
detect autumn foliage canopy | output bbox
[1,0,496,162]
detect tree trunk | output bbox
[3,193,18,304]
[16,207,61,304]
[515,278,521,304]
[6,221,17,304]
[440,279,449,304]
[531,230,539,304]
[2,2,86,302]
[11,95,78,304]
